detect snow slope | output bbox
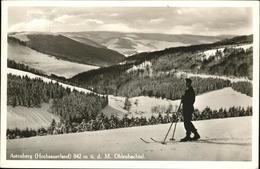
[9,33,30,42]
[7,116,252,161]
[100,105,127,119]
[175,71,251,83]
[8,43,99,78]
[7,103,60,130]
[126,61,152,73]
[127,87,252,118]
[200,44,252,60]
[7,68,94,94]
[61,32,106,48]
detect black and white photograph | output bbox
[1,0,259,168]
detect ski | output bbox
[141,137,182,144]
[150,137,162,143]
[150,137,164,144]
[151,137,182,144]
[140,138,151,143]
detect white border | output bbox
[1,1,259,168]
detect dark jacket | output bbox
[182,87,195,119]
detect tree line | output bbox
[8,59,46,76]
[117,74,231,99]
[7,106,252,139]
[73,68,231,100]
[7,74,108,122]
[231,81,252,97]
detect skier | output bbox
[180,78,200,142]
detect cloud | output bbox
[9,18,52,32]
[54,15,73,23]
[110,13,119,17]
[8,7,253,35]
[176,9,183,15]
[149,18,165,24]
[97,23,137,32]
[84,19,104,25]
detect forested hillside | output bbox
[71,35,253,98]
[150,44,252,78]
[7,74,108,122]
[8,59,46,76]
[72,66,232,99]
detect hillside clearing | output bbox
[7,103,60,130]
[8,43,99,78]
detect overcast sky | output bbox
[8,7,252,35]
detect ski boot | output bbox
[191,130,200,141]
[180,135,191,142]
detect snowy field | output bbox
[126,87,252,118]
[8,43,99,78]
[7,103,60,130]
[7,116,252,161]
[175,71,251,83]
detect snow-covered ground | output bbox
[128,87,252,118]
[7,103,60,130]
[108,95,127,113]
[201,44,252,60]
[8,43,99,78]
[104,37,189,56]
[7,116,252,161]
[133,39,188,54]
[100,105,127,119]
[202,48,225,60]
[7,68,94,94]
[126,61,152,73]
[9,33,30,42]
[62,33,105,48]
[175,71,251,83]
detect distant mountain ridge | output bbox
[61,31,234,56]
[126,34,253,62]
[8,32,125,67]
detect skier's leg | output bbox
[189,121,200,140]
[180,118,192,142]
[189,121,196,132]
[184,119,191,136]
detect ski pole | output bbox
[162,102,182,144]
[170,103,182,140]
[170,113,180,141]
